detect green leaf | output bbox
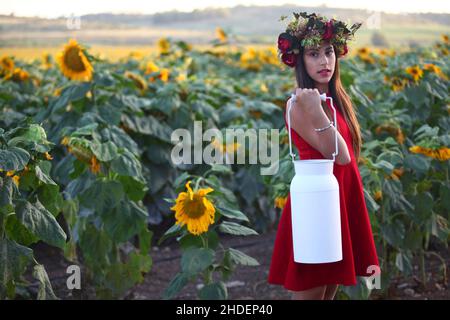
[16,200,67,248]
[0,147,30,171]
[5,215,39,246]
[38,184,63,217]
[181,247,214,276]
[0,238,33,298]
[158,223,184,245]
[90,141,118,162]
[162,272,189,300]
[111,149,143,179]
[35,165,57,185]
[51,82,91,113]
[122,115,173,142]
[227,248,259,266]
[219,221,258,236]
[411,192,434,223]
[198,282,227,300]
[217,206,249,222]
[71,123,98,137]
[32,264,58,300]
[0,176,14,207]
[404,154,430,173]
[100,126,140,156]
[139,227,153,255]
[102,201,148,242]
[395,252,413,274]
[380,219,405,247]
[179,234,203,249]
[209,164,232,175]
[373,160,394,174]
[128,252,153,283]
[117,175,148,202]
[80,179,124,214]
[363,189,380,213]
[79,224,112,267]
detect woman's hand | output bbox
[293,88,326,123]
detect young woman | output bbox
[267,12,380,300]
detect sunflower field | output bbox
[0,32,449,300]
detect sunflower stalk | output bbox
[194,177,204,191]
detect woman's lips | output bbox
[318,70,331,77]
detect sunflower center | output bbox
[183,194,207,219]
[64,47,86,72]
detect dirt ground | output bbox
[29,229,449,300]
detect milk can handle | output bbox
[287,93,339,162]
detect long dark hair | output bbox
[293,44,362,162]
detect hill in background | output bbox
[1,4,449,48]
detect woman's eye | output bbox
[310,51,332,57]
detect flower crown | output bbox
[277,12,362,67]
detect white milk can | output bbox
[287,92,342,263]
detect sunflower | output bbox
[405,65,423,82]
[274,196,287,209]
[89,155,101,174]
[357,47,370,56]
[4,68,30,82]
[176,72,187,82]
[170,180,215,236]
[390,167,404,180]
[44,152,53,160]
[158,38,170,55]
[442,34,449,44]
[57,39,93,81]
[390,77,408,92]
[423,63,447,80]
[360,55,375,65]
[144,61,159,75]
[373,190,382,201]
[0,56,14,75]
[124,71,147,91]
[395,128,405,145]
[434,147,450,161]
[260,83,269,93]
[409,146,450,161]
[42,52,52,69]
[211,138,241,156]
[159,68,170,82]
[216,27,227,43]
[249,110,263,119]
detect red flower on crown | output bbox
[322,21,334,40]
[281,53,297,67]
[277,32,297,53]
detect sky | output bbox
[1,0,449,18]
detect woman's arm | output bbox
[286,98,351,165]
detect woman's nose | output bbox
[320,53,329,65]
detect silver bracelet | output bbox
[314,121,334,132]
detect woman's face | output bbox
[303,41,336,88]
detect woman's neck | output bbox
[315,83,329,95]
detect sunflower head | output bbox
[170,180,215,236]
[144,61,160,75]
[57,39,93,81]
[216,28,227,43]
[4,68,30,82]
[1,56,14,75]
[405,65,423,82]
[158,38,171,55]
[124,71,147,91]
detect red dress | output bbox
[267,92,380,291]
